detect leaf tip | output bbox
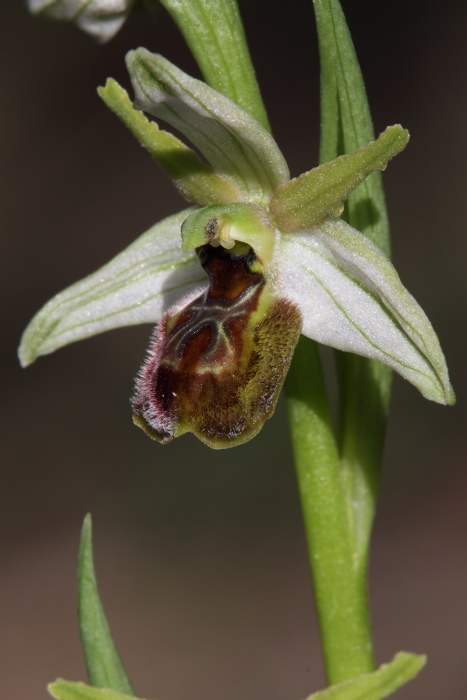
[393,650,427,666]
[79,513,93,564]
[82,512,93,533]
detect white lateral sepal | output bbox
[279,217,454,404]
[19,209,207,367]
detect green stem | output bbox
[285,338,374,684]
[160,0,383,685]
[285,1,398,683]
[313,0,392,561]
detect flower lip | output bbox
[132,241,302,448]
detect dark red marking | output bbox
[132,244,302,448]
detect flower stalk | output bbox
[286,337,375,682]
[286,0,395,683]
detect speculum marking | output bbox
[132,243,302,448]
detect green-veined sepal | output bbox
[157,0,270,130]
[27,0,136,42]
[279,218,455,405]
[126,50,290,205]
[98,79,242,207]
[19,210,206,367]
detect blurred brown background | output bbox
[1,1,466,698]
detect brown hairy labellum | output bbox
[132,242,301,448]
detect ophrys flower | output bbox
[19,50,455,449]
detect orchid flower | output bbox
[27,0,137,42]
[19,49,454,449]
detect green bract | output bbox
[47,652,425,700]
[19,50,455,448]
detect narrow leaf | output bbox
[98,79,241,206]
[78,515,133,694]
[313,0,388,252]
[304,652,425,700]
[270,126,409,232]
[19,209,207,366]
[126,50,289,205]
[158,0,270,130]
[280,219,455,405]
[313,0,393,571]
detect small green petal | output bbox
[270,126,409,232]
[19,209,206,367]
[99,79,242,206]
[280,218,455,405]
[126,50,289,205]
[28,0,135,42]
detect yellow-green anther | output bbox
[270,125,409,232]
[181,203,277,266]
[98,79,242,206]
